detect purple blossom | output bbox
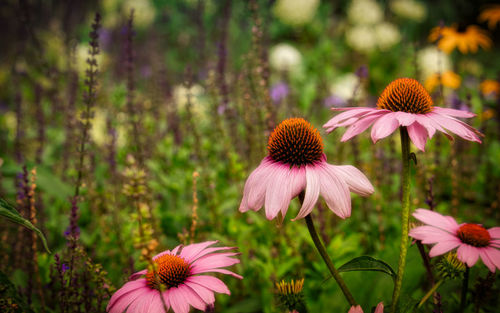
[270,82,289,103]
[323,94,347,108]
[62,263,69,272]
[98,28,113,51]
[355,65,369,79]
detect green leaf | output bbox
[338,256,396,280]
[0,198,51,253]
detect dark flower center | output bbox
[146,254,190,290]
[268,118,323,167]
[377,78,433,114]
[456,224,491,247]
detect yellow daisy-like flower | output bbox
[479,5,500,29]
[429,24,492,54]
[424,71,461,92]
[480,79,500,97]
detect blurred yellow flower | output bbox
[479,5,500,29]
[481,109,495,121]
[429,24,492,54]
[273,0,320,27]
[480,79,500,97]
[424,71,461,92]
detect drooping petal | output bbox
[456,244,480,267]
[190,253,240,272]
[394,111,416,126]
[184,281,215,305]
[323,107,379,132]
[374,302,384,313]
[186,276,231,295]
[148,293,170,313]
[108,284,151,313]
[177,284,207,311]
[488,227,500,239]
[239,157,274,212]
[341,112,388,142]
[427,112,482,143]
[432,106,475,118]
[428,240,461,257]
[107,279,148,311]
[126,289,157,313]
[330,165,374,196]
[407,122,429,151]
[412,209,460,233]
[293,166,320,220]
[371,113,400,143]
[168,287,191,313]
[479,249,497,272]
[289,166,307,199]
[316,163,351,219]
[264,165,293,220]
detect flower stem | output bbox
[304,214,356,306]
[418,279,443,308]
[390,127,412,312]
[460,266,470,312]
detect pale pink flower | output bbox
[323,78,483,151]
[107,241,242,313]
[409,209,500,272]
[239,118,374,221]
[348,302,384,313]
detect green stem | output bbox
[418,279,444,308]
[305,214,356,306]
[390,127,412,312]
[460,266,470,312]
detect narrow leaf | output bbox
[338,256,396,280]
[0,198,51,253]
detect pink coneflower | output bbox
[409,209,500,272]
[107,241,242,313]
[348,302,384,313]
[323,78,483,151]
[239,118,374,221]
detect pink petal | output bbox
[374,302,384,313]
[179,241,218,262]
[323,108,379,132]
[186,276,231,295]
[483,248,500,270]
[427,112,482,143]
[348,305,364,313]
[264,165,293,220]
[432,106,475,118]
[190,268,243,279]
[330,165,374,196]
[177,284,206,311]
[407,122,429,152]
[457,245,480,267]
[107,279,147,311]
[168,287,191,313]
[409,226,458,244]
[371,113,400,143]
[148,293,169,313]
[190,253,240,272]
[412,209,459,232]
[293,166,320,220]
[479,249,497,272]
[316,163,351,219]
[239,157,274,213]
[108,285,151,313]
[488,227,500,239]
[289,166,307,199]
[184,282,215,304]
[341,112,387,142]
[129,269,147,281]
[414,115,437,139]
[126,289,157,313]
[188,246,237,262]
[394,111,416,126]
[429,240,461,257]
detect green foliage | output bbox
[338,255,396,281]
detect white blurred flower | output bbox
[348,0,383,25]
[269,43,302,73]
[90,109,127,148]
[76,44,106,75]
[330,73,364,102]
[273,0,320,26]
[390,0,427,22]
[345,25,377,53]
[375,22,401,50]
[173,84,207,118]
[123,0,155,28]
[417,46,452,80]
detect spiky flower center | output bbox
[146,254,190,290]
[457,224,491,247]
[276,279,306,312]
[377,78,433,114]
[268,118,323,167]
